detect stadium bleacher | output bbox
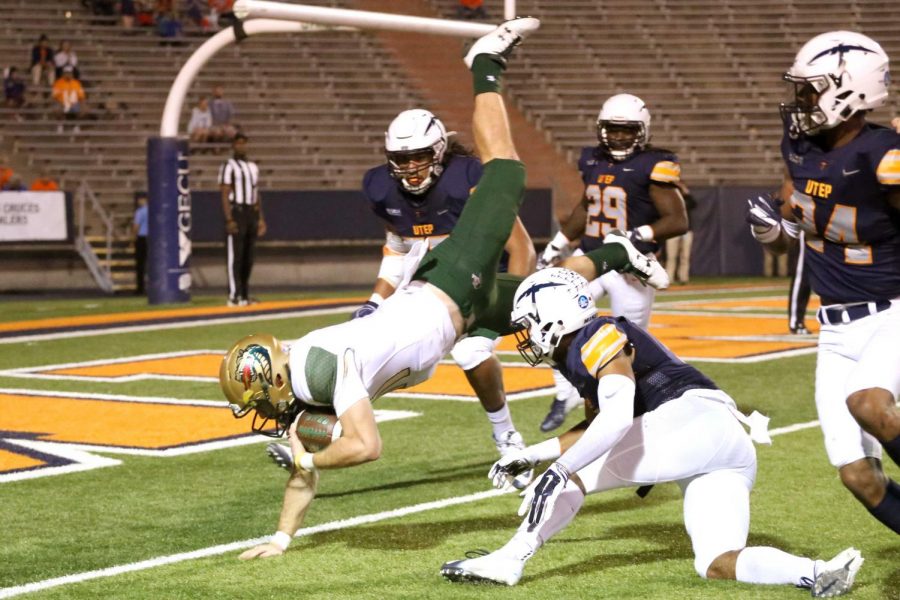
[431,0,900,185]
[0,0,426,227]
[1,0,899,291]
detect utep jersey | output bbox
[781,122,900,304]
[577,146,681,254]
[557,316,717,417]
[362,155,482,242]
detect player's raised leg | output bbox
[465,17,539,163]
[412,17,539,322]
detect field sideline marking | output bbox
[0,306,352,345]
[0,419,821,598]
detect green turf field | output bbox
[0,281,897,599]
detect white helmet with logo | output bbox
[596,93,651,161]
[781,31,890,136]
[510,268,597,366]
[384,109,449,195]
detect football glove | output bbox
[603,230,669,290]
[626,225,654,243]
[519,462,569,532]
[536,231,573,270]
[350,300,379,320]
[489,451,538,490]
[746,194,783,243]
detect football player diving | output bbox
[266,107,537,487]
[219,18,670,560]
[441,268,863,597]
[747,31,900,535]
[532,93,690,432]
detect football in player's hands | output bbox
[294,410,341,451]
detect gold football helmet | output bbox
[220,333,295,436]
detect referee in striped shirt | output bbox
[219,133,266,306]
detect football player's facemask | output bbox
[385,108,449,196]
[219,333,297,437]
[780,30,889,136]
[596,93,651,161]
[510,268,598,367]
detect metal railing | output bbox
[74,180,115,293]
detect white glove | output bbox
[603,230,670,290]
[489,451,537,490]
[537,231,573,270]
[518,463,569,532]
[489,437,562,490]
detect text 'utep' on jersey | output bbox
[557,316,717,418]
[578,146,681,255]
[363,155,482,239]
[363,154,511,272]
[781,121,900,304]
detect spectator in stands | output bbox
[209,85,237,141]
[120,0,136,29]
[0,155,13,189]
[186,0,211,31]
[2,176,27,191]
[3,67,26,112]
[29,167,60,191]
[53,40,80,80]
[188,97,213,145]
[136,1,156,27]
[155,0,174,18]
[85,0,117,16]
[30,34,55,86]
[157,10,184,42]
[52,66,86,128]
[208,0,236,28]
[457,0,489,20]
[133,193,149,296]
[664,180,697,285]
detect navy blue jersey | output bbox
[781,122,900,304]
[577,146,681,254]
[362,155,482,239]
[557,316,717,417]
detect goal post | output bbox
[146,1,503,304]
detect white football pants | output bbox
[815,299,900,467]
[575,389,758,575]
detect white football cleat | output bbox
[441,550,525,586]
[464,17,540,69]
[603,229,670,290]
[811,547,864,597]
[493,430,533,490]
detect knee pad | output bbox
[451,335,499,371]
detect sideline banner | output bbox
[0,191,67,241]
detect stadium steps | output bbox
[84,235,136,293]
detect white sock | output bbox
[735,546,818,586]
[499,479,585,562]
[487,403,515,439]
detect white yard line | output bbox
[0,488,510,599]
[0,419,820,598]
[0,306,353,345]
